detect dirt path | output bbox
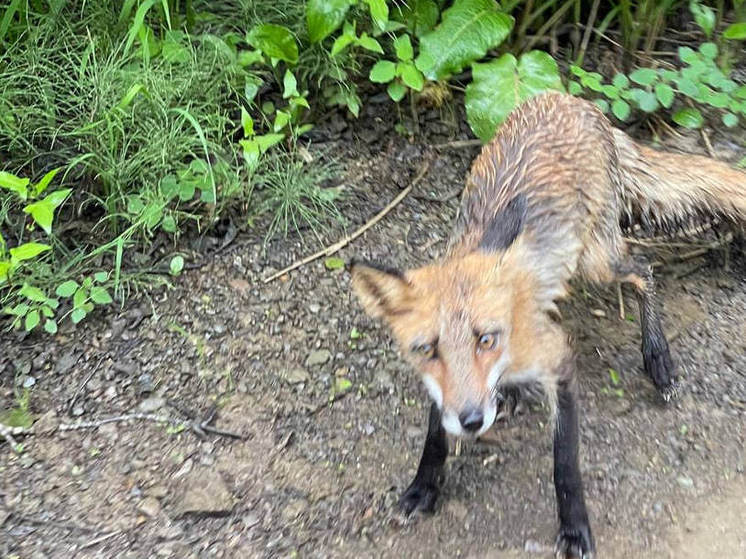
[1,107,745,558]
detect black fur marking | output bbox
[349,258,406,280]
[479,194,527,251]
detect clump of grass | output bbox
[255,151,343,243]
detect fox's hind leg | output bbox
[399,402,448,515]
[615,255,679,401]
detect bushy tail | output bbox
[613,129,746,235]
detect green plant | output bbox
[569,42,746,128]
[368,35,424,101]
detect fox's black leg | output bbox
[399,402,448,515]
[554,374,594,559]
[616,256,678,401]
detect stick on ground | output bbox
[263,158,432,283]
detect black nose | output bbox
[459,408,484,432]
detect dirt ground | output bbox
[1,101,745,559]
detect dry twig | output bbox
[263,158,432,283]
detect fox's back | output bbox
[450,93,621,259]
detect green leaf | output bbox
[465,50,564,142]
[393,34,414,61]
[273,110,291,132]
[608,367,621,386]
[594,99,609,113]
[306,0,352,43]
[40,305,53,318]
[722,112,738,127]
[637,90,659,112]
[94,271,108,283]
[673,107,704,128]
[678,46,698,64]
[44,319,58,334]
[723,22,746,40]
[33,167,61,196]
[611,99,630,120]
[356,34,383,53]
[698,41,717,60]
[387,81,407,102]
[20,283,47,303]
[629,67,658,86]
[331,32,355,56]
[282,70,298,99]
[415,0,514,80]
[324,256,345,270]
[22,189,71,234]
[71,307,87,324]
[89,286,113,305]
[9,242,50,263]
[369,60,396,83]
[689,1,715,38]
[364,0,389,30]
[8,303,29,316]
[612,73,630,89]
[394,0,439,37]
[170,255,184,275]
[73,287,88,308]
[655,83,675,108]
[568,81,582,95]
[677,77,699,97]
[399,62,424,91]
[25,309,40,331]
[601,84,619,100]
[334,377,353,393]
[0,170,29,200]
[246,24,298,63]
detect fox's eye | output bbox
[414,343,437,359]
[477,332,499,351]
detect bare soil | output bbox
[1,101,745,559]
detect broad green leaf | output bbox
[678,46,697,64]
[387,81,407,102]
[568,81,582,95]
[246,24,298,63]
[94,271,108,283]
[273,110,291,132]
[170,255,185,275]
[240,108,254,138]
[399,63,424,91]
[0,261,11,283]
[689,1,715,38]
[9,242,50,262]
[394,34,414,61]
[283,70,298,99]
[89,286,113,305]
[161,31,191,63]
[611,99,631,120]
[306,0,352,43]
[676,77,699,97]
[629,67,658,86]
[673,107,704,128]
[331,32,355,56]
[71,307,87,324]
[9,303,29,316]
[0,171,29,200]
[635,90,659,112]
[365,0,389,30]
[25,310,40,331]
[20,284,47,303]
[723,22,746,40]
[22,189,71,234]
[698,41,717,60]
[655,83,674,108]
[594,99,609,113]
[40,305,54,317]
[73,287,88,308]
[44,319,58,334]
[369,60,396,83]
[608,367,621,386]
[612,73,630,88]
[33,167,61,196]
[161,214,177,232]
[465,50,564,142]
[335,377,353,393]
[722,112,739,127]
[356,34,383,53]
[415,0,514,80]
[393,0,439,37]
[601,84,619,100]
[324,256,345,270]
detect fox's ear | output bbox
[350,260,411,320]
[479,193,527,251]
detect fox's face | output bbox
[352,252,547,438]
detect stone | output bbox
[305,349,331,367]
[284,368,310,384]
[138,497,161,518]
[173,470,235,517]
[138,397,165,413]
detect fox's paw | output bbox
[555,523,594,559]
[495,385,526,422]
[398,479,439,515]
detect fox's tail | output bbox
[613,129,746,235]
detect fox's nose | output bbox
[459,408,484,432]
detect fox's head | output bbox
[351,246,566,438]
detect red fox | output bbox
[351,92,746,558]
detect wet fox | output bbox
[351,92,746,558]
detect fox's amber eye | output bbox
[477,332,498,351]
[414,343,437,359]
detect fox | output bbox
[350,92,746,558]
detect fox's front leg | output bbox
[399,402,448,515]
[553,372,594,559]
